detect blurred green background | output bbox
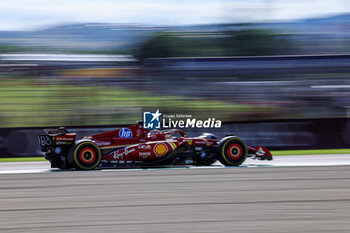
[1,16,350,127]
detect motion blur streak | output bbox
[0,1,350,233]
[0,11,350,127]
[1,166,350,232]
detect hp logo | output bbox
[119,128,133,138]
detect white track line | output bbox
[0,169,50,174]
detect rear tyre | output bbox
[217,136,247,166]
[68,141,101,170]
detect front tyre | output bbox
[68,141,101,170]
[217,136,247,166]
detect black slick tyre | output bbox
[217,136,247,166]
[68,141,101,170]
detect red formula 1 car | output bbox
[38,122,272,170]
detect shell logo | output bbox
[154,143,168,157]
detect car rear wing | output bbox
[43,127,69,136]
[39,127,76,153]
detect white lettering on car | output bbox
[113,148,135,159]
[139,152,151,158]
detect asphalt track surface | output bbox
[1,155,350,232]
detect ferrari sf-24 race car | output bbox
[38,122,272,170]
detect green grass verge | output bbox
[0,78,261,127]
[1,148,350,162]
[0,157,46,162]
[271,148,350,156]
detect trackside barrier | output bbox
[0,118,349,158]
